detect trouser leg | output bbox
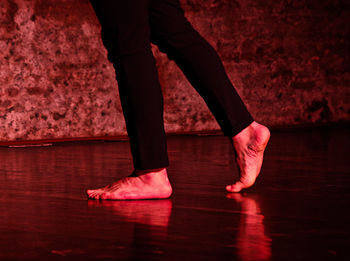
[90,0,169,170]
[149,0,254,136]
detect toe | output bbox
[226,182,244,193]
[87,189,98,197]
[87,189,103,200]
[86,189,94,198]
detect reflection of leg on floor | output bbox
[227,194,271,261]
[88,199,172,228]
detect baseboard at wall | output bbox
[0,122,348,147]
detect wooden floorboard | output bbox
[0,127,349,260]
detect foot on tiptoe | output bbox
[226,121,270,193]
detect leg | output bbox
[90,0,168,170]
[87,0,172,200]
[148,0,270,192]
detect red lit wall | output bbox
[0,0,348,142]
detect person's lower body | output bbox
[87,0,270,200]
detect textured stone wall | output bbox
[0,0,349,142]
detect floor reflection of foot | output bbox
[227,193,271,261]
[88,199,172,227]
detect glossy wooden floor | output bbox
[0,127,349,261]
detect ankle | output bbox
[232,121,268,143]
[134,168,166,176]
[134,168,168,184]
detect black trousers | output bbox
[90,0,254,170]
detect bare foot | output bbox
[86,168,172,200]
[226,121,270,193]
